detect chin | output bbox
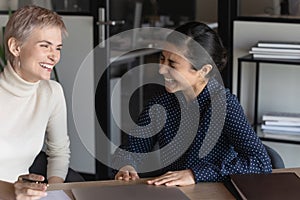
[41,76,51,81]
[165,86,177,94]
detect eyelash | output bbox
[40,44,62,51]
[160,55,175,68]
[40,44,49,48]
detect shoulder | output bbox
[38,80,64,96]
[224,89,241,108]
[148,91,177,106]
[37,80,65,105]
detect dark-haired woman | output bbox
[113,21,272,186]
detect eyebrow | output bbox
[161,52,179,65]
[38,40,63,47]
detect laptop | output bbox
[72,184,190,200]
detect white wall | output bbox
[57,15,95,174]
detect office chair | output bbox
[263,144,285,169]
[29,151,85,182]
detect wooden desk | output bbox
[48,178,234,200]
[47,168,300,200]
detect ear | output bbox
[198,64,212,77]
[7,37,21,57]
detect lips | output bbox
[40,63,54,71]
[164,77,175,83]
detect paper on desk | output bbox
[40,190,71,200]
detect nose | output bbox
[159,63,169,75]
[48,48,60,63]
[159,58,170,74]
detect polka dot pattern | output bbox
[112,78,272,182]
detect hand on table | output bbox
[115,165,140,181]
[147,169,195,186]
[14,174,48,200]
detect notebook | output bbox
[229,172,300,200]
[72,184,190,200]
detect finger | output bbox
[165,179,180,186]
[147,172,175,184]
[22,188,47,196]
[122,171,131,181]
[15,187,47,200]
[128,171,139,180]
[150,174,178,186]
[14,181,47,190]
[18,174,45,183]
[17,193,47,200]
[115,172,124,180]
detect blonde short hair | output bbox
[4,5,68,64]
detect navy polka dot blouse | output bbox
[112,78,272,183]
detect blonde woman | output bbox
[0,5,70,199]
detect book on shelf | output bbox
[251,53,300,59]
[257,41,300,49]
[262,131,300,141]
[250,46,300,54]
[262,112,300,122]
[249,50,300,56]
[261,124,300,133]
[264,120,300,126]
[229,172,300,200]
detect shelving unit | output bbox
[237,54,300,145]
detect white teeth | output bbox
[40,63,53,69]
[165,78,174,82]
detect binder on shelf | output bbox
[250,47,300,54]
[249,41,300,60]
[230,172,300,200]
[262,131,300,142]
[261,124,300,133]
[262,112,300,122]
[264,120,300,127]
[257,41,300,49]
[251,54,300,59]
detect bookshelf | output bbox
[233,17,300,168]
[237,54,300,145]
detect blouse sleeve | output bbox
[112,99,160,171]
[191,93,272,183]
[45,82,70,180]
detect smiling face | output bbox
[158,45,210,100]
[8,26,62,82]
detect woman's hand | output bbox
[14,174,48,200]
[147,169,195,186]
[115,165,139,181]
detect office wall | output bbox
[56,15,95,174]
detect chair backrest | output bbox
[263,144,285,169]
[29,151,85,182]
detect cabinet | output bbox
[237,54,300,145]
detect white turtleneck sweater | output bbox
[0,63,70,183]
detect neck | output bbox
[183,79,208,102]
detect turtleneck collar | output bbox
[0,62,40,97]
